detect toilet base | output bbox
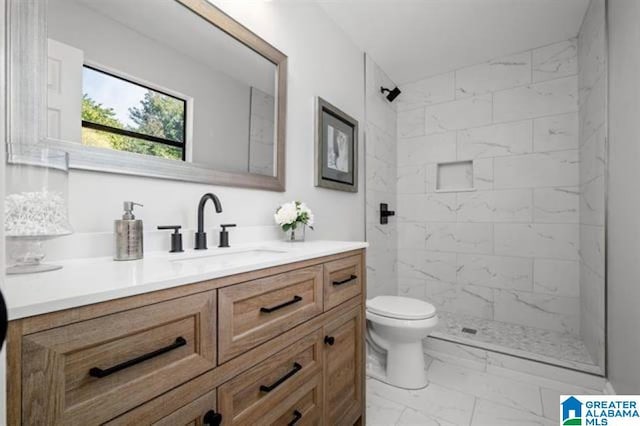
[367,341,429,390]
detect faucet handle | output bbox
[157,225,183,253]
[219,224,236,248]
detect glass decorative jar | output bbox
[285,224,306,242]
[5,144,73,274]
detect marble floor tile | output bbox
[366,392,406,425]
[471,399,554,426]
[395,407,457,426]
[427,359,544,415]
[367,377,476,425]
[366,341,603,426]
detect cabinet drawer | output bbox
[264,373,322,426]
[323,255,362,311]
[218,266,323,362]
[106,388,218,426]
[218,329,323,425]
[21,291,216,425]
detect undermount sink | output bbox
[170,248,288,264]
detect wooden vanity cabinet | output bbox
[323,307,363,426]
[6,249,366,425]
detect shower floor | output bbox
[432,311,602,375]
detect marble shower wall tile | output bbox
[577,0,606,372]
[366,122,396,162]
[493,76,578,122]
[533,259,580,297]
[494,224,578,260]
[493,150,579,189]
[397,193,457,222]
[457,190,532,223]
[427,280,495,320]
[397,72,455,111]
[425,94,492,134]
[455,51,531,98]
[473,158,494,190]
[533,112,579,152]
[397,249,457,283]
[366,155,395,193]
[397,132,456,166]
[533,187,579,223]
[397,164,425,194]
[365,55,398,298]
[426,223,493,254]
[457,121,532,159]
[457,254,533,291]
[579,74,606,143]
[578,0,606,104]
[493,289,580,334]
[579,224,605,278]
[533,39,578,82]
[397,222,427,249]
[398,107,425,138]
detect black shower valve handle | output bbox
[379,203,396,224]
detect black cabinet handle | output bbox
[332,275,358,286]
[89,337,187,378]
[203,410,222,426]
[260,295,302,313]
[324,335,335,346]
[288,410,303,426]
[259,362,302,393]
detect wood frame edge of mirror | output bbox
[6,0,288,192]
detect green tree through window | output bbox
[81,66,185,161]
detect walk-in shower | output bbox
[365,0,607,375]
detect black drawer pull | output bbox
[260,295,303,313]
[203,410,222,426]
[332,275,358,286]
[89,336,187,378]
[288,410,303,426]
[324,335,335,346]
[259,362,302,393]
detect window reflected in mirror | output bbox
[81,66,187,161]
[46,0,278,177]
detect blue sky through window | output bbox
[83,67,148,128]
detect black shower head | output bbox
[380,86,401,102]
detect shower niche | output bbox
[436,160,474,192]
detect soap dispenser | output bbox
[114,201,144,261]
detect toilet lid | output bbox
[366,296,436,320]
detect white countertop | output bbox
[3,240,368,320]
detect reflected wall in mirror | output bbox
[46,0,278,177]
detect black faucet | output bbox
[195,193,223,250]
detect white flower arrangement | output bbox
[274,201,314,232]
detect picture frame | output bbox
[314,97,359,192]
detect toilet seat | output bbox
[366,295,436,320]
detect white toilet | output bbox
[366,295,438,389]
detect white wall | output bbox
[395,40,582,336]
[49,1,365,260]
[607,0,640,394]
[48,0,253,173]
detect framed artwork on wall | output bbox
[314,97,358,192]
